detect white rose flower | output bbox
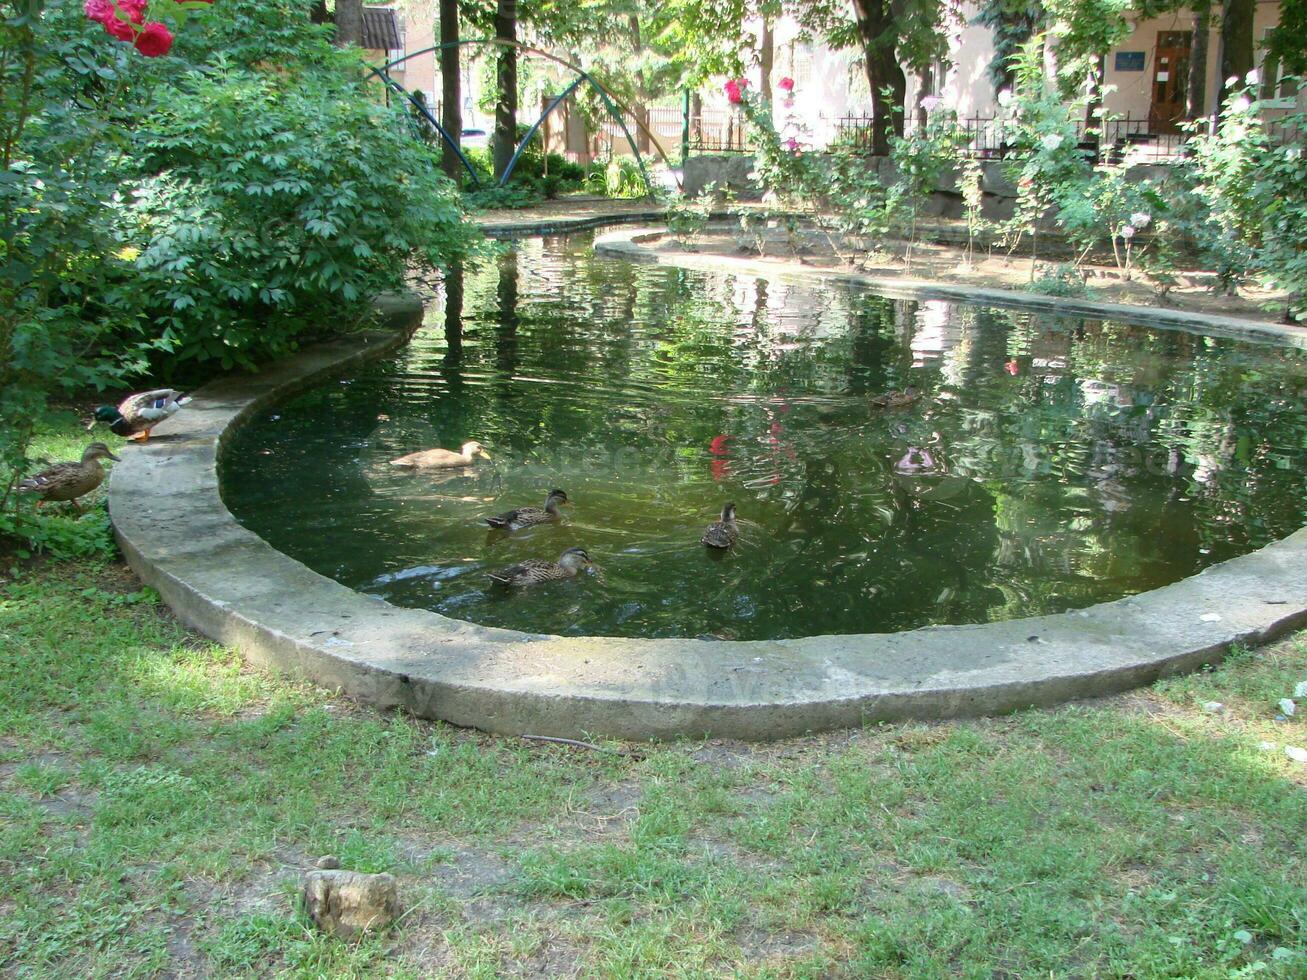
[1130,211,1151,228]
[1041,133,1064,151]
[997,89,1013,107]
[1120,225,1136,240]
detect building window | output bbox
[1259,28,1296,108]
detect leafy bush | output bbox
[1,0,481,550]
[665,183,717,247]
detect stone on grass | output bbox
[302,869,400,939]
[1202,701,1224,713]
[1286,746,1307,764]
[315,854,341,870]
[1278,698,1297,717]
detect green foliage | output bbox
[1025,261,1090,296]
[587,156,653,198]
[665,183,717,247]
[1254,118,1307,319]
[0,0,481,552]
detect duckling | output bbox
[389,441,491,469]
[487,547,592,588]
[94,389,189,441]
[485,489,569,530]
[16,442,120,512]
[700,502,739,549]
[869,386,921,409]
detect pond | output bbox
[221,233,1307,641]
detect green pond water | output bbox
[221,234,1307,640]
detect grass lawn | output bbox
[1,418,1304,977]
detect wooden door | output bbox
[1148,31,1192,134]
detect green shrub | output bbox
[0,0,481,551]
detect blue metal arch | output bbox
[373,39,669,196]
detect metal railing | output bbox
[831,110,1296,163]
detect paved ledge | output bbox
[110,288,1307,741]
[595,226,1307,350]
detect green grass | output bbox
[1,422,1305,977]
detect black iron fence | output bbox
[832,110,1298,163]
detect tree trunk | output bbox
[493,0,518,182]
[310,0,329,25]
[1186,1,1211,119]
[1218,0,1256,112]
[334,0,363,47]
[439,0,462,183]
[916,65,930,130]
[628,15,650,154]
[850,0,906,155]
[760,19,774,103]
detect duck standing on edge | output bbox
[389,441,491,469]
[16,443,120,512]
[487,547,592,588]
[701,502,739,549]
[485,489,570,530]
[94,389,189,441]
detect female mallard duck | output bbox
[390,441,491,469]
[700,503,739,549]
[487,547,592,588]
[94,389,189,441]
[870,386,921,409]
[16,443,120,512]
[485,489,569,530]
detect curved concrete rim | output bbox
[110,278,1307,741]
[595,226,1307,350]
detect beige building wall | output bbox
[1089,1,1282,123]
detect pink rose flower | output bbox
[784,137,799,151]
[725,78,747,104]
[133,20,173,56]
[778,76,794,92]
[83,0,116,23]
[920,95,943,111]
[104,15,138,40]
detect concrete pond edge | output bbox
[594,225,1307,350]
[109,270,1307,741]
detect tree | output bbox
[492,0,517,180]
[1185,0,1211,118]
[439,0,462,183]
[334,0,363,46]
[1219,0,1257,112]
[1266,0,1307,76]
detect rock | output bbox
[1294,681,1307,699]
[316,855,341,870]
[1278,698,1297,717]
[1285,746,1307,764]
[302,870,399,939]
[1202,701,1224,713]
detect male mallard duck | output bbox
[487,547,592,588]
[389,441,491,469]
[485,489,569,530]
[870,386,921,409]
[16,443,120,512]
[94,389,189,441]
[700,502,739,549]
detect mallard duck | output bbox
[487,547,592,588]
[389,441,491,469]
[485,489,569,530]
[700,502,739,549]
[870,386,921,409]
[16,443,120,512]
[94,389,189,441]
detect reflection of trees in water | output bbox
[226,237,1307,635]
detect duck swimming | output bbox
[485,489,569,530]
[487,547,593,588]
[700,502,739,549]
[390,441,491,469]
[869,386,921,409]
